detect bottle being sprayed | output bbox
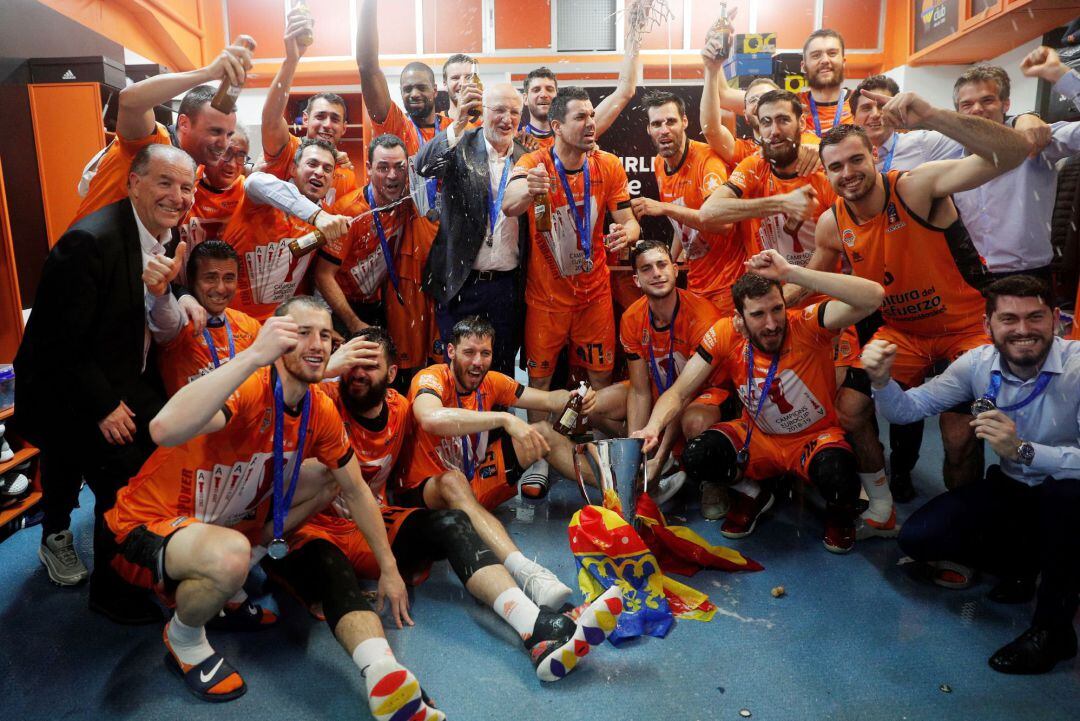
[211,37,257,115]
[710,3,735,60]
[294,0,314,47]
[554,381,588,437]
[288,228,326,258]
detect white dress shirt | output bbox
[446,129,520,272]
[132,206,174,370]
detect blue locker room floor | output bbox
[2,416,1078,721]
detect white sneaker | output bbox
[38,530,89,586]
[652,470,687,506]
[0,438,13,463]
[513,556,573,609]
[0,472,28,496]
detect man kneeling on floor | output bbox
[104,296,443,719]
[862,275,1080,675]
[634,249,885,553]
[397,316,616,603]
[269,326,624,684]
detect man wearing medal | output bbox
[416,84,531,377]
[103,296,442,717]
[862,275,1080,676]
[634,249,885,554]
[149,240,262,396]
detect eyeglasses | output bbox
[223,150,252,164]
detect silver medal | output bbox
[267,538,289,560]
[582,257,594,273]
[970,397,996,416]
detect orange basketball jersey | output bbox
[263,134,358,210]
[157,307,262,396]
[72,124,173,226]
[799,90,854,138]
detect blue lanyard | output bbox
[201,316,235,369]
[979,370,1053,412]
[408,116,440,211]
[808,89,847,136]
[453,381,485,478]
[881,133,898,172]
[645,298,680,394]
[488,155,513,236]
[272,374,311,546]
[523,121,553,139]
[551,149,592,260]
[364,184,404,305]
[738,345,782,461]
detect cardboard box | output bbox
[724,53,774,79]
[735,32,777,54]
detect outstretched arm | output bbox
[262,9,313,158]
[116,36,255,140]
[700,44,737,163]
[632,353,715,452]
[356,0,393,124]
[594,32,642,136]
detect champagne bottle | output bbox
[710,3,734,60]
[211,37,257,115]
[468,63,483,121]
[294,1,314,47]
[288,228,326,258]
[553,381,588,436]
[533,191,553,232]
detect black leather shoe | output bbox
[987,575,1037,604]
[88,578,164,625]
[889,469,917,504]
[988,626,1077,674]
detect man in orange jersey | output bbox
[615,240,728,517]
[222,139,350,322]
[149,241,262,396]
[700,91,836,270]
[275,326,624,683]
[517,29,641,152]
[630,91,741,316]
[73,37,254,225]
[402,316,618,572]
[261,8,357,207]
[357,0,452,221]
[634,251,884,553]
[176,127,251,261]
[104,296,444,717]
[795,103,1029,538]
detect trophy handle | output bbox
[572,443,595,506]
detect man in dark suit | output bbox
[417,83,530,376]
[15,143,195,622]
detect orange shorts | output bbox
[712,421,850,483]
[692,385,731,407]
[834,326,860,368]
[398,436,520,511]
[525,300,615,378]
[854,324,989,388]
[289,505,421,579]
[386,277,438,370]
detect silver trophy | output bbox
[571,437,649,526]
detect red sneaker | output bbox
[720,490,774,539]
[823,517,855,554]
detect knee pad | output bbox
[303,540,373,632]
[426,509,498,586]
[808,448,860,504]
[681,429,739,486]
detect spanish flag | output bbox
[635,493,764,576]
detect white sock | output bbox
[503,551,530,579]
[522,459,549,479]
[493,587,541,640]
[352,637,394,676]
[166,615,215,666]
[859,470,892,522]
[731,479,760,498]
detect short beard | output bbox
[406,99,435,122]
[763,138,799,168]
[808,68,844,91]
[340,376,388,417]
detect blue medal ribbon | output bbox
[201,315,235,369]
[488,155,513,237]
[408,115,440,212]
[364,184,404,305]
[737,344,782,464]
[808,89,847,137]
[271,373,311,551]
[645,298,680,394]
[977,369,1053,412]
[880,133,898,172]
[523,121,553,139]
[452,380,485,479]
[551,149,592,269]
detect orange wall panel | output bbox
[0,158,24,363]
[422,0,482,54]
[378,0,418,55]
[642,0,686,51]
[27,83,107,248]
[822,0,882,50]
[756,0,816,50]
[495,0,551,50]
[301,0,353,57]
[227,0,287,58]
[689,0,749,49]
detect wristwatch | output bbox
[1015,440,1035,467]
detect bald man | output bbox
[415,84,531,374]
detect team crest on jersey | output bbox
[703,172,722,193]
[841,229,856,247]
